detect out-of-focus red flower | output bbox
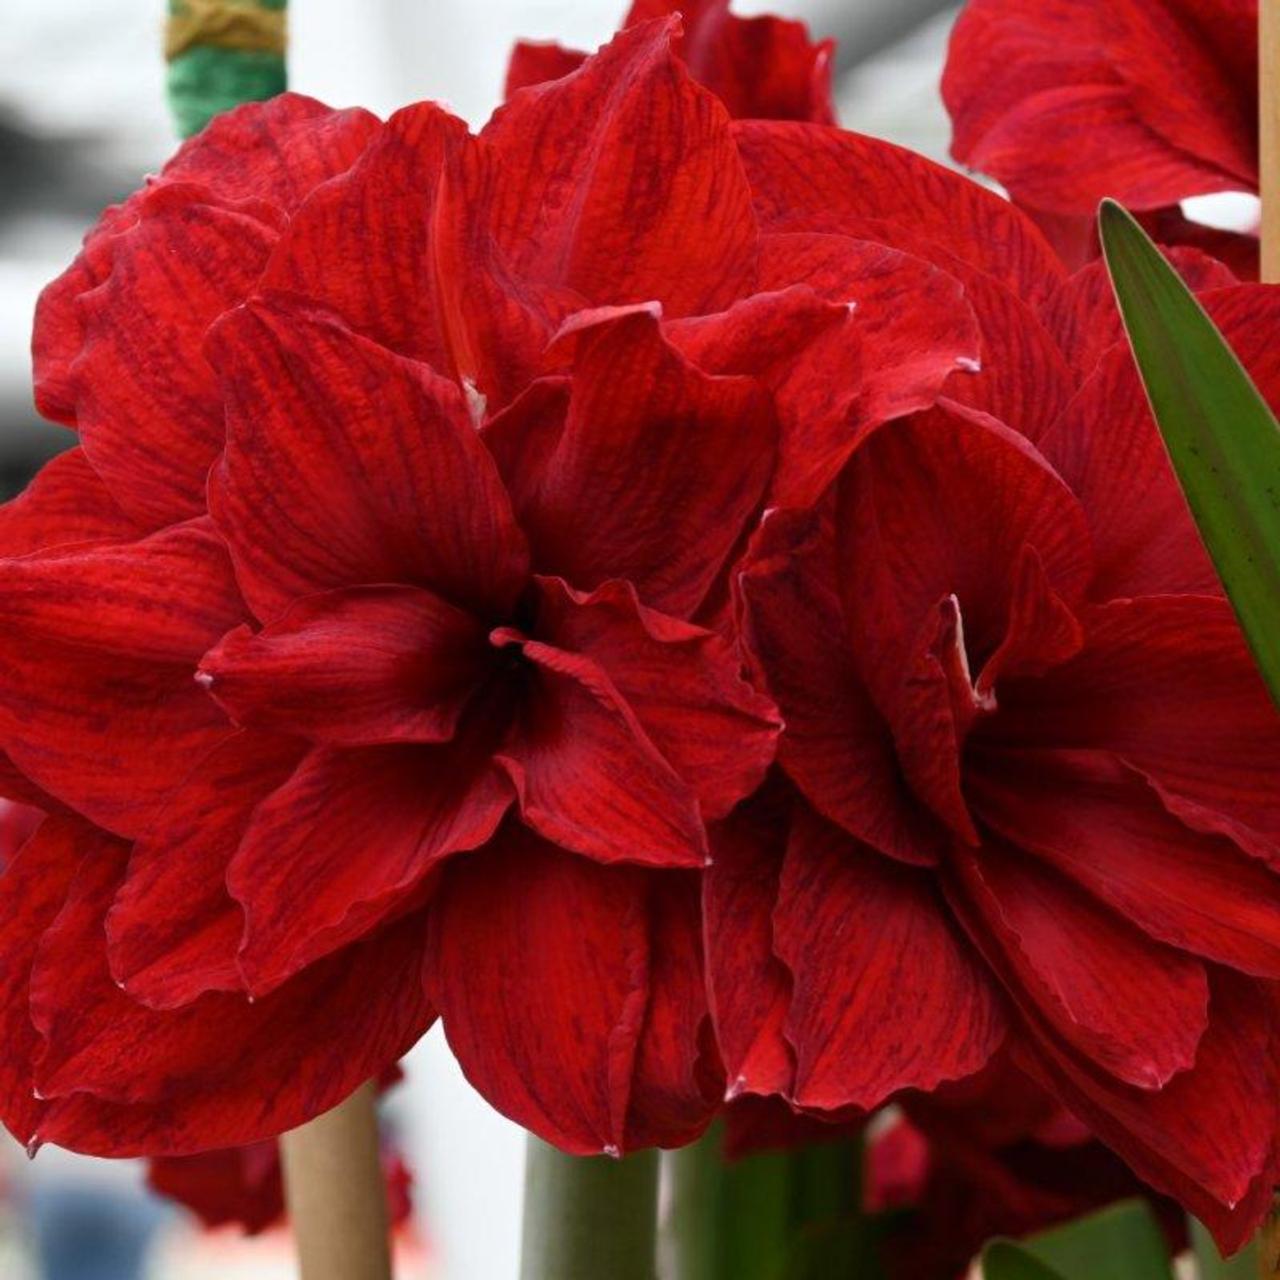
[507,0,835,123]
[868,1062,1185,1279]
[147,1139,413,1236]
[715,118,1280,1254]
[941,0,1259,269]
[0,20,977,1161]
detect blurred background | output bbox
[0,1,959,1276]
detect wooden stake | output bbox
[280,1081,392,1280]
[1263,0,1280,282]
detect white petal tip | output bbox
[955,356,982,373]
[602,1144,621,1159]
[194,671,215,690]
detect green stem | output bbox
[520,1137,659,1280]
[663,1123,865,1280]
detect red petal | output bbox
[734,120,1066,307]
[512,309,774,618]
[207,298,529,623]
[505,41,589,97]
[942,1,1253,215]
[738,505,943,866]
[481,19,759,316]
[425,830,651,1154]
[704,781,795,1098]
[30,839,434,1156]
[1039,249,1238,380]
[199,585,491,747]
[106,732,305,1009]
[949,839,1208,1089]
[159,93,380,211]
[0,813,85,1147]
[837,403,1092,739]
[1011,972,1279,1241]
[624,872,723,1149]
[532,576,779,821]
[625,0,835,124]
[775,806,1006,1111]
[73,186,280,528]
[967,748,1280,979]
[0,447,140,556]
[995,596,1280,867]
[0,521,246,837]
[261,103,468,376]
[937,266,1075,443]
[229,736,511,995]
[32,95,376,429]
[495,630,708,869]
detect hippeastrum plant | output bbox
[942,0,1260,270]
[726,118,1280,1253]
[0,15,976,1168]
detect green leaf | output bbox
[1191,1215,1259,1278]
[1099,199,1280,708]
[982,1240,1068,1280]
[1023,1199,1172,1280]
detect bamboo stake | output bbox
[1263,0,1280,283]
[1263,13,1280,1276]
[280,1081,392,1280]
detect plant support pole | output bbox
[280,1081,392,1280]
[1263,0,1280,284]
[1261,10,1280,1274]
[520,1137,660,1280]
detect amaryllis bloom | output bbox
[0,18,976,1159]
[942,0,1259,270]
[869,1064,1183,1280]
[507,0,835,124]
[712,123,1280,1251]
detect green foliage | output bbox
[1099,198,1280,708]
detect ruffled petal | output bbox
[199,585,491,747]
[949,838,1208,1089]
[0,447,141,556]
[425,829,651,1154]
[734,120,1066,307]
[106,732,305,1009]
[207,298,529,623]
[704,780,796,1098]
[482,19,759,316]
[967,747,1280,979]
[494,630,708,869]
[994,596,1280,867]
[510,309,775,618]
[532,576,779,821]
[775,806,1006,1111]
[0,521,246,838]
[30,844,434,1156]
[738,505,942,865]
[229,734,511,995]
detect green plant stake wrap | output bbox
[166,0,287,138]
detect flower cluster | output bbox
[2,0,1280,1261]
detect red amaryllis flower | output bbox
[716,121,1280,1253]
[148,1138,413,1236]
[506,0,835,123]
[0,19,975,1159]
[942,0,1259,270]
[157,1144,413,1235]
[869,1058,1185,1278]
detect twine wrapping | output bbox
[165,0,287,139]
